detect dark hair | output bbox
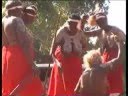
[81,14,89,20]
[95,12,106,16]
[23,5,37,15]
[5,0,22,10]
[69,14,81,20]
[30,5,37,11]
[96,16,108,27]
[23,8,36,15]
[94,11,107,25]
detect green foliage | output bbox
[2,0,109,63]
[2,0,6,17]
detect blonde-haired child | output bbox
[74,36,123,96]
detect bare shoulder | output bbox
[3,16,26,35]
[112,26,123,31]
[2,16,6,23]
[3,16,17,31]
[111,26,126,41]
[56,26,67,36]
[12,17,26,32]
[111,26,125,35]
[12,16,24,24]
[3,16,21,26]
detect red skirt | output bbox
[2,45,44,96]
[102,47,124,93]
[47,47,82,96]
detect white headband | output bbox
[5,5,23,11]
[26,7,36,12]
[67,18,80,23]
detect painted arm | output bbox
[50,27,64,56]
[113,26,126,43]
[13,17,34,67]
[100,36,123,72]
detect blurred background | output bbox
[2,0,109,63]
[2,1,126,94]
[2,0,126,63]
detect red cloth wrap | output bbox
[2,44,44,96]
[102,47,123,93]
[47,46,82,96]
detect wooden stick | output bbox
[10,72,33,95]
[52,55,67,92]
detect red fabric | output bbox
[2,44,44,96]
[47,46,82,96]
[102,47,124,93]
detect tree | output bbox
[2,0,109,63]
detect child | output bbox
[74,35,123,96]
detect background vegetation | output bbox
[2,0,109,63]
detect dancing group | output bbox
[2,0,126,96]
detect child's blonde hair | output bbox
[83,48,102,68]
[87,15,97,26]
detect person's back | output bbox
[2,1,44,95]
[81,65,109,96]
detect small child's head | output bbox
[83,48,102,68]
